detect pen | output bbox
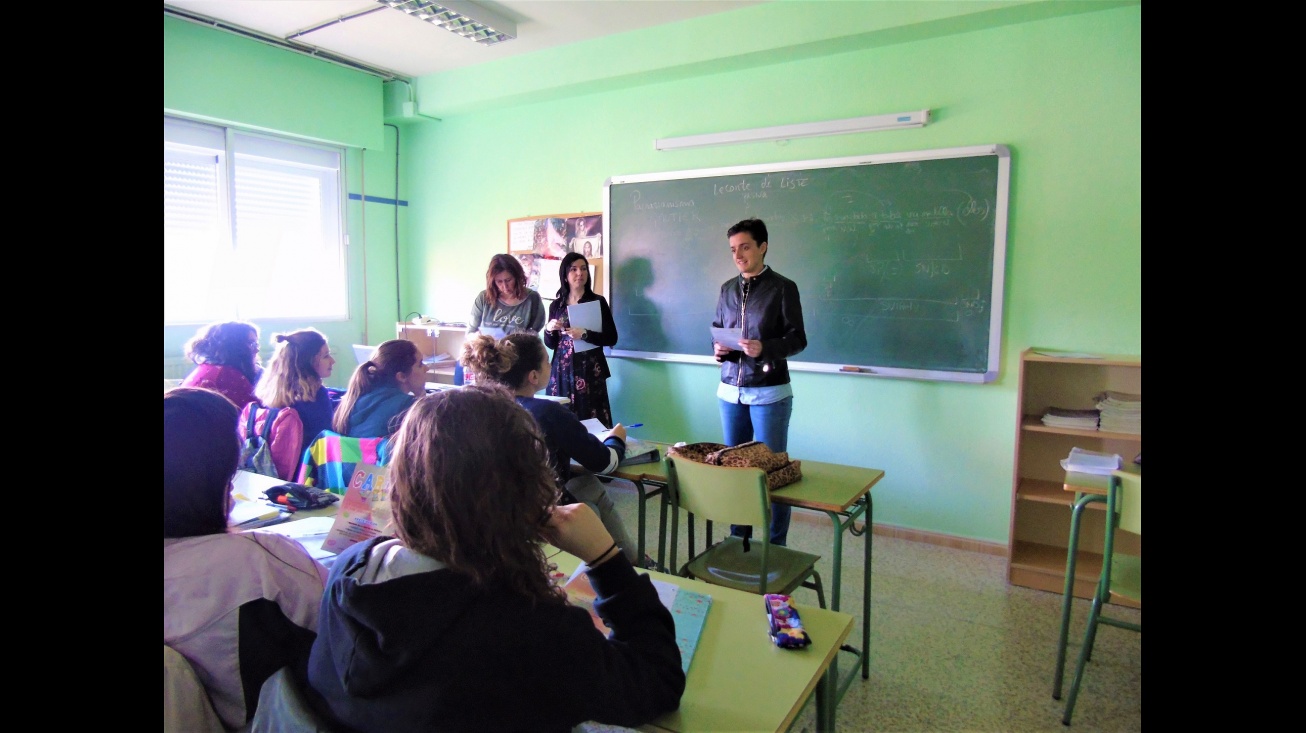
[625,423,643,429]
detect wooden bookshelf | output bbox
[1007,349,1141,603]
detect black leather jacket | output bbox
[713,267,806,388]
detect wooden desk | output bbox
[599,448,884,716]
[549,550,854,733]
[1051,466,1141,699]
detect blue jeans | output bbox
[719,396,794,546]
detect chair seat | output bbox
[1109,553,1140,603]
[685,536,822,596]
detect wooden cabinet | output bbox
[1007,349,1141,600]
[395,323,468,386]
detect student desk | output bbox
[549,550,854,733]
[598,447,884,706]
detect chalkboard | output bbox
[602,145,1009,383]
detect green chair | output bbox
[1059,468,1141,725]
[665,457,825,607]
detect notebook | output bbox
[564,566,710,674]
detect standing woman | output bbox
[180,321,263,410]
[243,328,337,480]
[468,253,546,336]
[712,218,807,547]
[332,339,425,438]
[544,252,618,427]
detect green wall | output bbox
[163,15,403,387]
[398,2,1142,544]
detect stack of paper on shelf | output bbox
[1060,447,1122,475]
[1041,407,1100,430]
[1095,391,1141,434]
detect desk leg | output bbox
[1052,493,1105,700]
[656,482,669,571]
[634,478,648,566]
[860,495,872,681]
[815,666,831,733]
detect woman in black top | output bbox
[544,252,619,426]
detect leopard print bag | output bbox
[665,440,803,490]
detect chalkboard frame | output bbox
[602,144,1010,383]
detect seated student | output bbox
[242,328,338,480]
[332,339,425,438]
[180,320,262,410]
[462,333,649,566]
[164,387,327,730]
[307,386,685,732]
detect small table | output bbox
[600,447,884,725]
[549,550,854,732]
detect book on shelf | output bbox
[563,564,710,674]
[1094,391,1141,434]
[1041,406,1100,430]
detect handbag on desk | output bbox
[666,441,803,490]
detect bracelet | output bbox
[586,541,619,566]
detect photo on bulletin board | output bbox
[507,212,605,300]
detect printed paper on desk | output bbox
[567,300,602,353]
[322,463,393,555]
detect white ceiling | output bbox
[165,1,764,79]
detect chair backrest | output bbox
[297,430,390,493]
[1113,470,1141,536]
[667,457,771,528]
[164,645,226,733]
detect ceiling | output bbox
[164,1,765,80]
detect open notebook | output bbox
[580,419,660,466]
[563,565,710,675]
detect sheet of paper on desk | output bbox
[567,300,602,353]
[253,517,338,560]
[580,418,607,437]
[710,326,743,346]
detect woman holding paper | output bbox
[544,252,618,426]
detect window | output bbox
[164,116,347,324]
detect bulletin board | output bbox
[506,212,605,301]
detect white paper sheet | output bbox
[710,327,743,347]
[568,301,603,352]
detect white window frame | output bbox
[164,115,348,324]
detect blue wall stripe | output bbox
[348,193,408,207]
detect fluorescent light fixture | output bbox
[379,0,516,46]
[654,110,930,151]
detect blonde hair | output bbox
[255,329,327,408]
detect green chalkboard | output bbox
[602,145,1009,382]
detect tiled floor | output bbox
[603,479,1141,732]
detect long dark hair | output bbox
[388,386,564,603]
[183,321,262,385]
[459,333,547,391]
[164,387,241,538]
[553,252,595,301]
[334,339,423,433]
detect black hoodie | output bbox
[307,537,684,732]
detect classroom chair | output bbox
[1058,469,1141,726]
[297,430,390,495]
[251,667,337,733]
[665,457,825,607]
[164,645,226,733]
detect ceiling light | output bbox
[378,0,516,46]
[655,110,931,151]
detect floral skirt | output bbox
[547,334,612,427]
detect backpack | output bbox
[240,406,282,478]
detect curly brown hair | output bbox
[387,385,565,604]
[459,332,546,390]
